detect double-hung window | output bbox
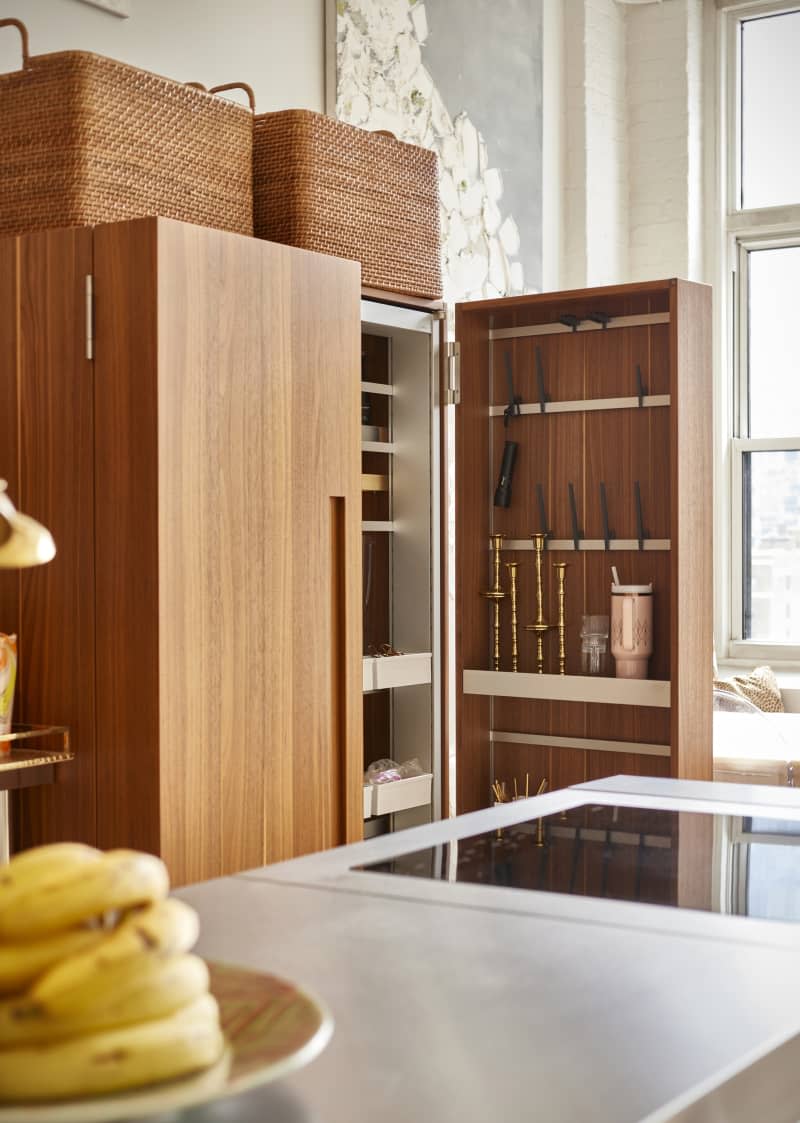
[724,2,800,660]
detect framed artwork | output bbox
[327,0,543,302]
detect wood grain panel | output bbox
[93,220,161,861]
[456,280,712,808]
[13,229,96,850]
[288,244,362,856]
[149,223,362,880]
[671,280,713,780]
[0,235,20,768]
[454,307,491,813]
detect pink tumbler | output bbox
[611,583,653,679]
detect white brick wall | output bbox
[560,0,706,287]
[563,0,628,287]
[626,0,703,281]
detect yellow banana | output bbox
[0,843,102,905]
[0,993,225,1102]
[33,898,199,1001]
[0,952,210,1046]
[0,849,169,941]
[0,926,107,996]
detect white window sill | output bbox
[717,662,800,713]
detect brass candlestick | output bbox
[553,561,569,675]
[504,561,520,672]
[480,533,506,671]
[524,532,551,674]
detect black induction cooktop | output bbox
[356,803,800,923]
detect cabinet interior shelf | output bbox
[489,394,670,418]
[490,729,670,758]
[0,723,72,773]
[360,380,394,397]
[363,773,433,819]
[363,652,432,693]
[362,474,389,492]
[498,538,670,552]
[362,440,395,454]
[463,670,670,708]
[489,311,670,341]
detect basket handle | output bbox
[0,18,30,68]
[208,83,256,112]
[185,81,208,91]
[373,129,397,140]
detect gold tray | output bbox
[0,962,333,1122]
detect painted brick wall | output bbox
[627,0,704,282]
[562,0,705,288]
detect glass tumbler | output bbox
[580,615,610,675]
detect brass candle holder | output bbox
[504,561,519,672]
[524,532,551,674]
[480,533,506,671]
[553,561,569,675]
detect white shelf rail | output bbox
[463,670,670,708]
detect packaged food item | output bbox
[0,633,17,745]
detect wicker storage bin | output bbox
[253,110,442,301]
[0,19,253,238]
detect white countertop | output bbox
[172,776,800,1123]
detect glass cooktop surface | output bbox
[356,803,800,923]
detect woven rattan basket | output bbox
[253,110,442,301]
[0,19,253,238]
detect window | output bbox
[724,3,800,660]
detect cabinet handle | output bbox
[330,497,347,844]
[85,275,94,361]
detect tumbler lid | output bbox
[611,583,653,594]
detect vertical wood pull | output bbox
[330,497,347,844]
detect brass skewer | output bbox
[524,532,551,674]
[535,777,549,847]
[480,533,507,671]
[505,561,520,672]
[553,562,569,675]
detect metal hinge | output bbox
[446,341,461,405]
[85,274,94,360]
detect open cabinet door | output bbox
[360,299,446,832]
[453,280,712,815]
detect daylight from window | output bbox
[741,10,800,209]
[736,11,800,646]
[746,249,800,642]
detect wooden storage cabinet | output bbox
[454,280,712,813]
[0,218,363,885]
[360,300,442,832]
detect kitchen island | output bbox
[175,776,800,1123]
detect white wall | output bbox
[557,0,708,290]
[563,0,629,289]
[0,0,709,292]
[0,0,324,112]
[626,0,705,283]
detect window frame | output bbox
[720,0,800,664]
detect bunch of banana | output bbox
[0,843,225,1102]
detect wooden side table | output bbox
[0,725,71,862]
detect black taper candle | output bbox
[494,440,518,508]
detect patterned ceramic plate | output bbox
[0,962,334,1122]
